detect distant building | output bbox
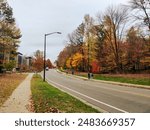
[26,56,32,69]
[15,52,23,70]
[18,55,33,72]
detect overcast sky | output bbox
[7,0,129,62]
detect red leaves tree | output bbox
[33,57,43,72]
[46,59,53,69]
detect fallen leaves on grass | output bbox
[32,98,61,113]
[31,74,99,113]
[0,73,27,107]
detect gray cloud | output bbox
[7,0,129,62]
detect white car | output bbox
[45,67,49,71]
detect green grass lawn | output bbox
[94,75,150,86]
[31,74,99,113]
[77,73,150,86]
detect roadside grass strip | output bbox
[31,74,99,113]
[77,73,150,86]
[94,75,150,86]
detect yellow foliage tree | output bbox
[66,53,83,69]
[72,53,83,68]
[66,57,72,69]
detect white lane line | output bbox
[56,70,150,98]
[46,78,129,113]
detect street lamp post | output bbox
[87,39,90,78]
[43,32,61,82]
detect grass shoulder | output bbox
[31,74,99,113]
[76,72,150,86]
[94,74,150,86]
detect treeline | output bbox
[0,0,21,71]
[57,0,150,73]
[32,50,54,72]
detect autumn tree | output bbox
[46,59,53,69]
[0,1,15,23]
[57,50,66,69]
[83,14,95,72]
[64,15,95,72]
[129,0,150,31]
[65,57,72,69]
[0,0,21,71]
[99,6,129,72]
[91,24,108,72]
[67,23,85,58]
[57,3,149,74]
[32,57,43,72]
[75,23,86,71]
[72,53,83,70]
[67,22,87,71]
[68,23,85,46]
[126,27,150,71]
[58,22,85,71]
[32,50,43,72]
[66,52,83,70]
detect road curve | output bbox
[44,69,150,113]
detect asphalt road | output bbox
[45,69,150,113]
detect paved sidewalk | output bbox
[0,73,33,113]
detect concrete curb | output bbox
[57,69,150,90]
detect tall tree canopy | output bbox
[0,0,21,70]
[129,0,150,31]
[57,3,150,73]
